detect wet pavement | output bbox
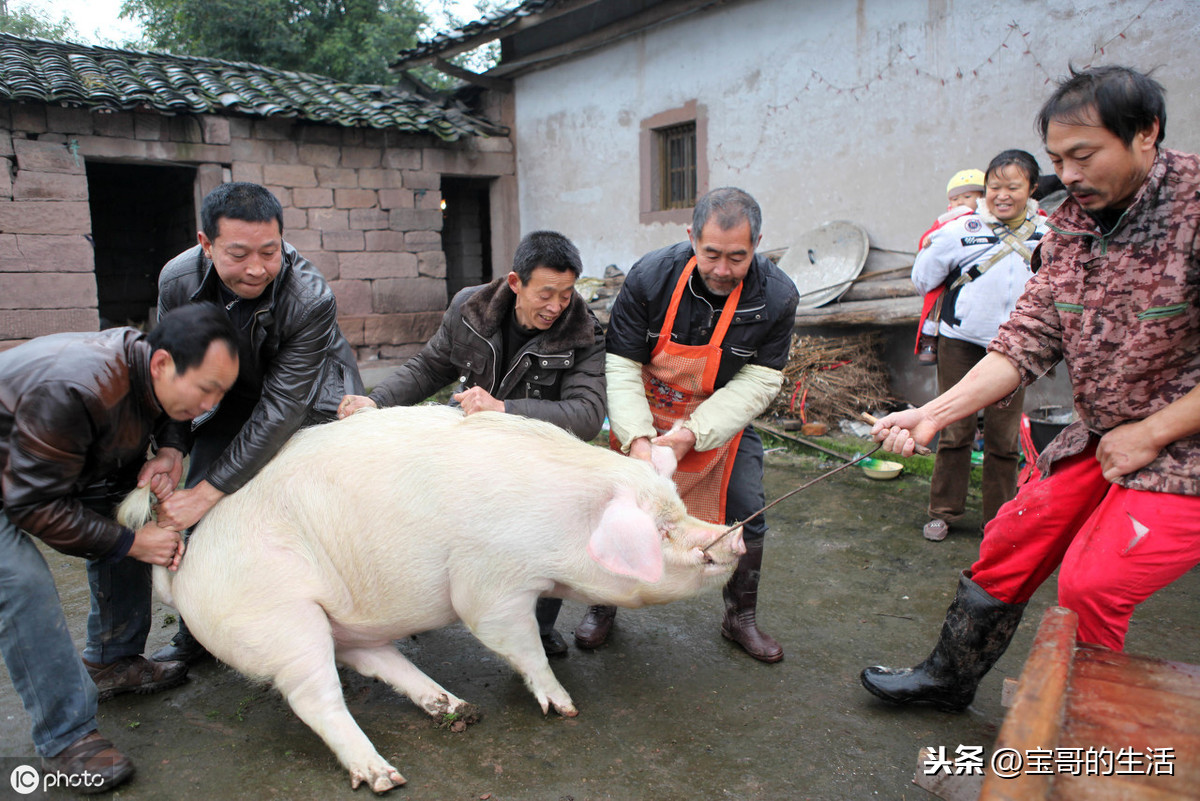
[2,441,1198,800]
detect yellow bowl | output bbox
[861,459,903,480]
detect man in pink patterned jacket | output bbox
[860,65,1200,713]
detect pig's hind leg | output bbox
[245,603,407,793]
[336,644,481,725]
[458,590,578,717]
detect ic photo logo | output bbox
[7,762,105,795]
[9,764,39,795]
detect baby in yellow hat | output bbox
[914,169,986,363]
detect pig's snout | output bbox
[700,527,739,561]
[729,526,746,557]
[691,523,744,574]
[702,524,745,560]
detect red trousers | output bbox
[971,442,1200,650]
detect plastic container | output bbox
[861,458,903,480]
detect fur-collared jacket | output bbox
[369,277,606,441]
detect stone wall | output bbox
[0,100,516,359]
[0,106,98,345]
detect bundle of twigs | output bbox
[769,332,894,423]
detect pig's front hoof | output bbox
[349,762,406,794]
[552,700,578,718]
[536,688,577,717]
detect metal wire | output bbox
[701,442,884,554]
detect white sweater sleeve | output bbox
[606,352,657,453]
[682,363,784,451]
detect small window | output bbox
[657,122,696,210]
[640,101,707,226]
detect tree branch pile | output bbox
[769,332,895,423]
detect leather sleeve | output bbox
[152,250,200,456]
[2,383,130,559]
[202,293,338,494]
[202,291,340,494]
[199,247,350,494]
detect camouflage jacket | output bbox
[990,148,1200,495]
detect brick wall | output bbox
[228,116,456,364]
[0,100,516,361]
[0,104,98,349]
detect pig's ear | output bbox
[649,444,677,479]
[587,487,664,583]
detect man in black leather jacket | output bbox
[0,303,238,791]
[339,230,606,655]
[147,183,363,664]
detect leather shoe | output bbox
[85,655,187,702]
[540,629,568,658]
[151,629,211,665]
[574,605,616,649]
[44,731,135,794]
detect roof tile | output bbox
[391,0,562,67]
[0,33,503,141]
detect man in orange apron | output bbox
[574,187,800,662]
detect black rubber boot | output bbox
[860,570,1026,712]
[720,538,783,663]
[151,618,211,665]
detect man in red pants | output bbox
[860,64,1200,712]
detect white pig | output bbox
[120,404,744,793]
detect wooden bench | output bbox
[916,606,1200,800]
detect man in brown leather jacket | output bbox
[338,230,606,655]
[147,182,363,664]
[0,303,238,791]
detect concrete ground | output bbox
[2,441,1198,800]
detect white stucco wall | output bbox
[513,0,1200,275]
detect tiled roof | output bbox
[392,0,563,66]
[0,33,503,140]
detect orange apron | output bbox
[617,257,745,524]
